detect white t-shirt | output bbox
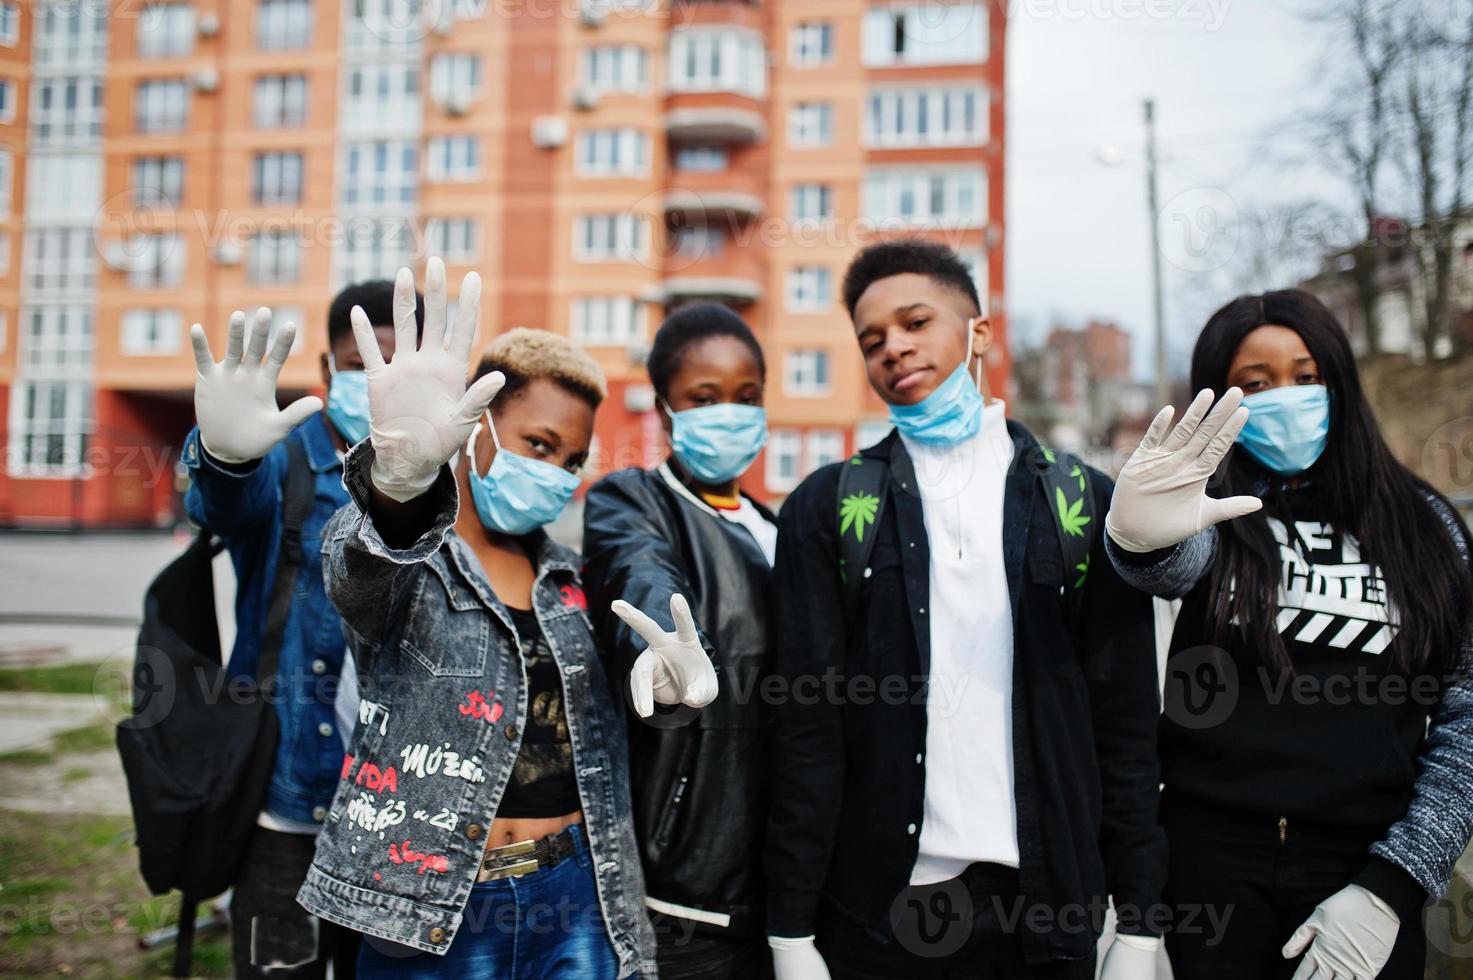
[901,399,1019,884]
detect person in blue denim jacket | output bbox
[184,280,421,978]
[296,260,715,978]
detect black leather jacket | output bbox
[583,464,775,937]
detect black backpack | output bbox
[116,438,314,977]
[836,440,1095,622]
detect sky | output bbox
[1006,0,1338,379]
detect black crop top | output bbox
[497,606,581,819]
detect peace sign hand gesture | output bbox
[610,594,719,719]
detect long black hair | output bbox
[1191,288,1470,676]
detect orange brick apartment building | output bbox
[0,0,1007,527]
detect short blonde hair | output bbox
[473,327,607,408]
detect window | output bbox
[0,233,10,276]
[674,146,726,172]
[0,80,14,123]
[863,169,985,228]
[128,234,184,289]
[248,230,301,285]
[31,77,104,144]
[806,429,844,471]
[35,5,106,68]
[25,154,100,223]
[342,63,420,132]
[23,229,95,293]
[784,349,831,396]
[254,74,308,128]
[672,225,724,260]
[430,53,482,107]
[573,214,647,262]
[866,86,986,148]
[341,141,418,208]
[0,311,6,355]
[258,0,312,50]
[346,0,418,51]
[121,309,184,355]
[580,45,648,93]
[790,184,832,224]
[0,3,17,46]
[425,217,479,262]
[426,136,480,181]
[0,150,11,215]
[8,304,93,475]
[862,4,987,67]
[790,22,833,66]
[252,152,304,206]
[766,429,802,492]
[135,80,189,134]
[132,157,184,207]
[669,28,766,97]
[571,296,644,346]
[786,266,832,312]
[575,129,649,177]
[137,3,195,57]
[788,102,833,147]
[336,218,414,284]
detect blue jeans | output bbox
[357,829,619,979]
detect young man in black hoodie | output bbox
[764,241,1166,980]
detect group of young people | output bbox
[182,239,1473,980]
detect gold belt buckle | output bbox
[478,838,540,882]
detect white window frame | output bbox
[789,183,833,225]
[673,145,727,173]
[579,45,649,94]
[247,230,301,285]
[862,4,987,68]
[668,27,766,98]
[31,77,104,145]
[258,0,313,51]
[424,217,480,263]
[341,140,419,209]
[0,3,18,46]
[672,224,724,260]
[253,151,304,206]
[35,5,107,69]
[784,348,831,397]
[0,149,11,216]
[23,229,95,294]
[788,102,833,147]
[790,22,833,66]
[866,85,986,148]
[573,214,648,263]
[121,308,184,356]
[785,266,832,313]
[0,80,15,124]
[765,428,802,493]
[346,0,418,52]
[254,74,309,128]
[127,233,185,289]
[805,429,844,472]
[336,217,415,286]
[429,53,483,107]
[862,168,986,229]
[575,129,649,178]
[137,3,196,58]
[8,304,94,476]
[135,79,190,134]
[426,135,481,182]
[570,296,645,347]
[342,63,420,134]
[132,156,184,208]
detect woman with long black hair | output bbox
[1105,289,1473,979]
[582,302,777,979]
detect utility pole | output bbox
[1144,97,1167,406]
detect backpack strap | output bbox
[1036,447,1095,624]
[257,437,314,690]
[836,454,889,619]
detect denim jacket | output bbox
[296,442,657,977]
[182,412,350,825]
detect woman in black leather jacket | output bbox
[583,303,777,979]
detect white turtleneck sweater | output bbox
[900,398,1019,885]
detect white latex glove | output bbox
[1283,884,1400,980]
[1099,933,1161,980]
[1105,387,1263,553]
[609,593,718,718]
[769,935,831,980]
[354,258,505,502]
[189,308,322,464]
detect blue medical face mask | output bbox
[326,356,371,446]
[465,416,582,535]
[666,401,769,484]
[886,319,984,448]
[1236,384,1330,476]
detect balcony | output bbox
[664,102,766,145]
[658,244,763,307]
[664,169,764,223]
[658,275,763,307]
